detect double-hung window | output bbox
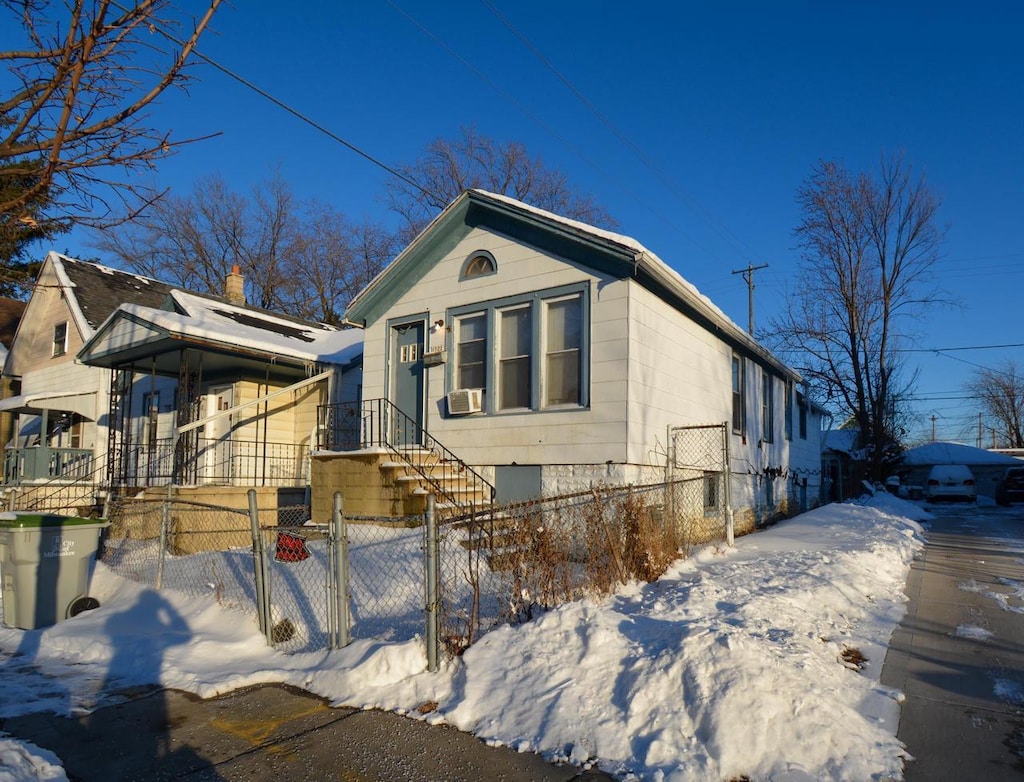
[499,306,531,409]
[761,370,774,443]
[455,313,488,390]
[731,354,745,434]
[545,296,582,406]
[784,380,794,440]
[52,321,68,357]
[449,284,588,414]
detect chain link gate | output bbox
[667,422,733,550]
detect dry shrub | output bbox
[620,491,676,583]
[503,509,576,623]
[840,646,868,670]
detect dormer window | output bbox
[52,321,68,357]
[461,250,497,280]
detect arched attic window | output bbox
[460,250,497,280]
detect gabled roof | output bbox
[52,253,176,335]
[345,189,800,381]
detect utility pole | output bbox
[931,415,937,442]
[732,263,769,336]
[978,413,983,448]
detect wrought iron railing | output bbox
[317,399,495,515]
[119,437,310,488]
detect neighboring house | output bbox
[320,189,823,531]
[76,277,363,511]
[0,296,27,451]
[900,441,1022,500]
[0,253,176,496]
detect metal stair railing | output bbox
[317,398,495,517]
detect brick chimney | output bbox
[225,264,246,305]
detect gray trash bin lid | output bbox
[0,513,109,529]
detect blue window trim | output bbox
[446,282,590,415]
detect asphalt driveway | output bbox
[881,502,1024,781]
[2,683,612,781]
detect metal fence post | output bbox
[424,493,440,672]
[722,422,735,547]
[156,490,170,589]
[248,489,273,645]
[331,491,351,649]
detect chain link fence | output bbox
[102,495,335,652]
[667,422,732,546]
[100,474,735,663]
[438,481,709,654]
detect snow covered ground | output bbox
[0,494,929,781]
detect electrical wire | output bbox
[108,0,439,204]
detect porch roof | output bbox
[0,390,97,420]
[77,290,363,380]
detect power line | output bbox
[109,0,438,204]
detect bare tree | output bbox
[386,126,616,239]
[0,0,222,266]
[93,172,394,323]
[968,362,1024,448]
[280,207,399,325]
[768,154,946,479]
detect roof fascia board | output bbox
[49,252,94,340]
[345,197,474,326]
[344,193,637,326]
[464,201,636,278]
[78,310,170,365]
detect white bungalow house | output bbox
[315,190,823,533]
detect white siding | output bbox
[361,226,631,467]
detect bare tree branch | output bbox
[0,0,222,260]
[968,362,1024,448]
[766,153,948,479]
[92,172,394,324]
[385,126,616,239]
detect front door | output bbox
[205,384,234,483]
[390,321,424,447]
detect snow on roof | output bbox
[473,190,751,351]
[823,429,860,454]
[117,290,363,366]
[902,441,1022,466]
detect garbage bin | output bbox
[0,514,109,630]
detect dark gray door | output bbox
[390,321,424,446]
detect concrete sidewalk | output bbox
[880,507,1024,781]
[2,683,613,781]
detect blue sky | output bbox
[37,1,1024,445]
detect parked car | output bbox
[925,464,977,502]
[995,466,1024,505]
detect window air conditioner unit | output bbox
[447,388,483,415]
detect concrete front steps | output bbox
[310,447,492,523]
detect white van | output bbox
[925,464,977,502]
